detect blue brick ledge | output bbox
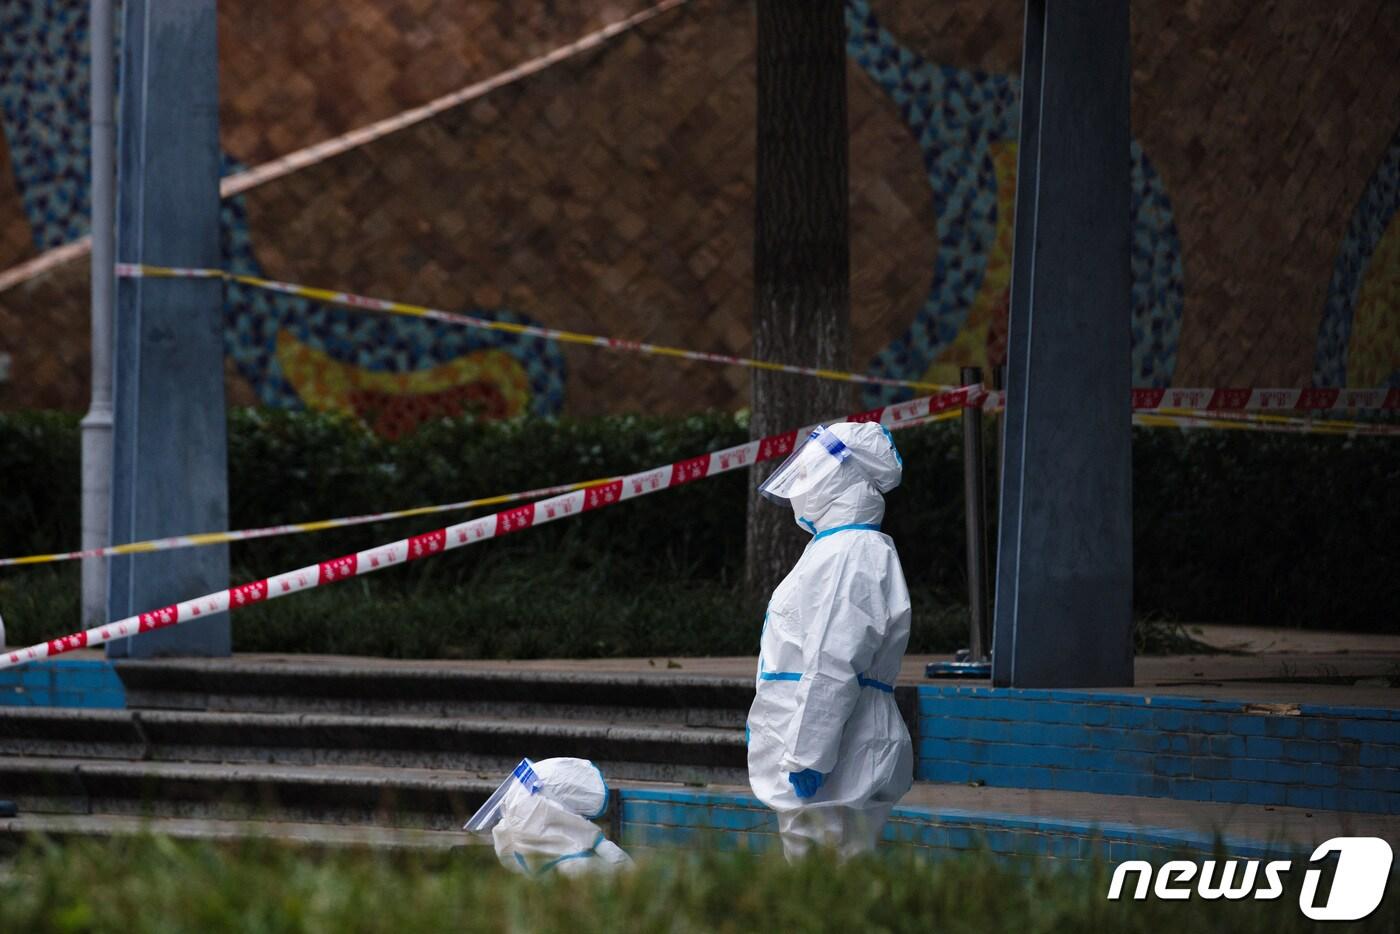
[916,685,1400,814]
[0,660,126,708]
[616,788,1307,863]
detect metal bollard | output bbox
[926,366,992,679]
[961,366,992,661]
[993,365,1006,506]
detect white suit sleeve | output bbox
[777,546,888,775]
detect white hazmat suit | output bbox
[747,421,913,860]
[485,757,633,877]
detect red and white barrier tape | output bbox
[0,386,983,670]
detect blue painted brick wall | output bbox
[917,686,1400,814]
[0,660,126,708]
[614,788,1302,863]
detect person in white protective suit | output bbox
[467,757,633,878]
[747,420,913,860]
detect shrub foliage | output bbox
[0,409,1394,658]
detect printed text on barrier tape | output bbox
[117,264,951,393]
[0,386,981,670]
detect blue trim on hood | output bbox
[879,424,903,466]
[586,761,610,820]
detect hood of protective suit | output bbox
[529,757,608,819]
[789,421,902,534]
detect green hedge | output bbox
[1130,425,1398,629]
[0,409,1395,656]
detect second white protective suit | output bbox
[487,757,633,878]
[747,420,914,860]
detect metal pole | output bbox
[993,365,1006,500]
[81,0,115,628]
[961,366,991,661]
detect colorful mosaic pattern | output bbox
[0,0,565,432]
[1315,127,1400,389]
[6,0,1188,424]
[274,330,532,439]
[0,0,92,251]
[846,0,1185,406]
[218,156,565,418]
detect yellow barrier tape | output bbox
[119,264,951,393]
[1137,410,1400,437]
[0,476,619,568]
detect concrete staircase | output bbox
[3,654,1393,860]
[0,659,758,845]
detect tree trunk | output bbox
[746,0,851,596]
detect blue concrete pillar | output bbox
[107,0,229,658]
[991,0,1133,687]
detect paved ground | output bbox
[893,782,1397,847]
[5,780,1388,853]
[624,779,1399,849]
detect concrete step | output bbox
[113,659,758,728]
[0,812,482,852]
[0,756,508,830]
[0,707,746,785]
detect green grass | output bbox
[0,834,1389,933]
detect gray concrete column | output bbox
[107,0,229,658]
[991,0,1134,687]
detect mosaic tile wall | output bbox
[0,0,1396,430]
[1315,128,1400,389]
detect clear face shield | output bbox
[464,758,542,833]
[757,425,853,505]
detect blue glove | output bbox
[788,769,825,799]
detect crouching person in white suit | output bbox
[467,757,632,878]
